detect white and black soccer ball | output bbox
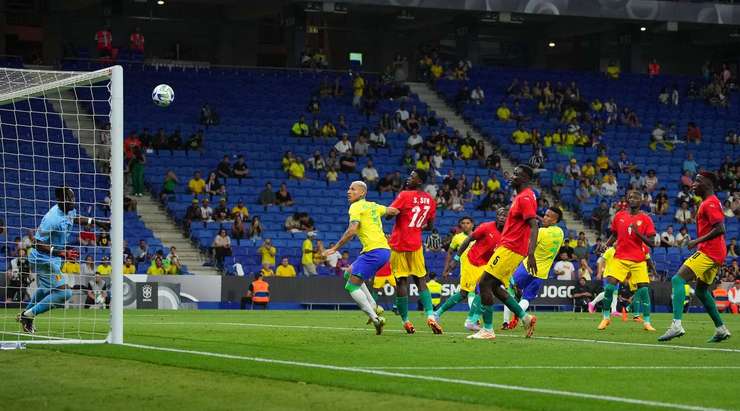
[152,84,175,107]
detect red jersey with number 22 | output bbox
[500,188,538,256]
[696,195,726,264]
[389,190,437,252]
[612,210,655,262]
[466,222,502,266]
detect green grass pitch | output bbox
[1,310,738,411]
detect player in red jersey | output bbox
[469,165,538,340]
[433,207,508,330]
[385,169,440,334]
[659,172,731,343]
[597,190,657,331]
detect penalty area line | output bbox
[123,342,725,411]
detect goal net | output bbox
[0,66,123,346]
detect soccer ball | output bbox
[152,84,174,107]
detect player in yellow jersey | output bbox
[441,216,474,310]
[588,246,619,314]
[324,181,391,334]
[442,216,475,278]
[503,207,564,329]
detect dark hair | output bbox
[55,187,72,202]
[458,216,473,225]
[517,164,534,179]
[549,207,563,223]
[698,171,719,187]
[413,169,428,184]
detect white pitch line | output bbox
[144,321,740,354]
[123,342,726,411]
[361,365,740,370]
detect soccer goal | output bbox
[0,66,123,346]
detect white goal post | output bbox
[0,65,123,346]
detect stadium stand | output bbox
[435,66,738,277]
[62,60,533,276]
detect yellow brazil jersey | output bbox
[276,264,297,277]
[349,199,389,253]
[96,264,112,275]
[301,239,314,265]
[61,261,80,274]
[602,246,616,263]
[449,232,468,253]
[529,226,565,279]
[123,264,136,274]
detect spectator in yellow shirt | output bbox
[96,256,113,276]
[231,200,249,221]
[543,132,553,148]
[595,150,611,172]
[459,141,474,160]
[496,103,511,121]
[552,129,563,145]
[302,234,316,276]
[581,161,596,180]
[123,256,136,274]
[512,126,531,144]
[321,121,337,138]
[352,73,365,107]
[288,157,306,180]
[430,63,443,79]
[291,116,309,137]
[564,132,577,146]
[259,262,275,277]
[258,239,277,268]
[61,260,81,274]
[486,174,501,193]
[276,257,297,277]
[606,61,620,79]
[561,107,577,123]
[146,256,166,275]
[416,155,431,171]
[188,171,206,195]
[591,99,603,112]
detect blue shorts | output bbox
[32,261,66,289]
[512,263,543,301]
[351,248,391,280]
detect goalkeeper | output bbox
[17,187,110,333]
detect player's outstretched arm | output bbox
[687,221,725,249]
[384,207,400,220]
[600,233,616,253]
[33,238,79,260]
[73,216,111,231]
[324,221,359,256]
